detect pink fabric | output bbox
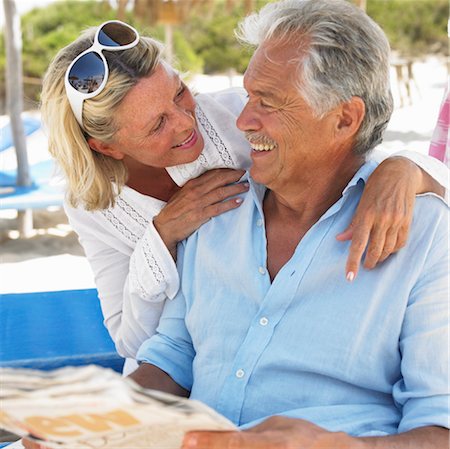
[429,87,449,167]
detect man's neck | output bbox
[266,154,364,224]
[263,154,364,281]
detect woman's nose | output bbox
[174,104,195,129]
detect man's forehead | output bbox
[244,42,301,91]
[263,38,305,64]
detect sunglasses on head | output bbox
[64,20,140,128]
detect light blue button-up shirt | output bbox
[137,161,449,436]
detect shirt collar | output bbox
[342,159,379,197]
[248,159,380,215]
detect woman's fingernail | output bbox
[346,271,355,282]
[235,198,243,204]
[243,182,250,188]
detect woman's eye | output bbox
[152,116,165,133]
[176,85,186,98]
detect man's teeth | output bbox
[251,143,275,151]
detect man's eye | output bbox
[260,100,274,109]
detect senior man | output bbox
[130,0,449,447]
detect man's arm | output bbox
[181,418,448,449]
[128,362,189,397]
[183,199,450,449]
[23,417,447,449]
[360,426,449,449]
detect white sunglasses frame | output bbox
[64,20,140,128]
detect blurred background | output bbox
[0,0,448,112]
[0,0,448,294]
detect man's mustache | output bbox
[245,132,277,147]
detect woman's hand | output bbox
[182,416,362,449]
[337,157,443,280]
[154,169,249,259]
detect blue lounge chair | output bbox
[0,117,41,153]
[0,117,64,211]
[0,288,124,372]
[0,159,64,210]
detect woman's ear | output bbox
[87,137,125,160]
[336,96,365,138]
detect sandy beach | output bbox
[0,57,448,294]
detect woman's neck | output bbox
[125,159,180,202]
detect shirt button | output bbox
[259,317,269,326]
[256,218,263,227]
[258,266,266,275]
[236,369,245,378]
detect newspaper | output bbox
[0,365,236,449]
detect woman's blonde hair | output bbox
[41,27,163,210]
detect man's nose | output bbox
[236,102,260,132]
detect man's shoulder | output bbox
[409,194,449,256]
[189,182,254,242]
[415,193,449,215]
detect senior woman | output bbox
[40,21,447,374]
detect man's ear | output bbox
[87,137,125,160]
[335,96,365,139]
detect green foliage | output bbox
[173,29,205,74]
[181,4,253,74]
[21,0,115,72]
[1,0,115,109]
[0,0,447,111]
[366,0,448,56]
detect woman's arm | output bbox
[65,204,169,359]
[154,169,248,259]
[337,153,449,280]
[65,169,249,359]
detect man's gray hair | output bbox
[236,0,394,155]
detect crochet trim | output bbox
[101,197,165,288]
[142,239,165,284]
[116,197,148,230]
[196,104,234,167]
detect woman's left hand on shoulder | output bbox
[336,156,438,280]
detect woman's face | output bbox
[103,62,204,168]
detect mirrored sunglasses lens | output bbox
[98,22,137,47]
[68,52,105,93]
